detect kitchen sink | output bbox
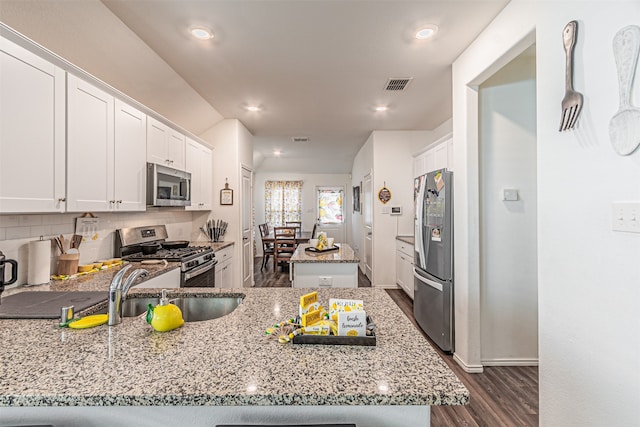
[122,295,243,322]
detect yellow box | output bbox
[300,291,318,308]
[301,309,323,327]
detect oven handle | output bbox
[183,259,217,280]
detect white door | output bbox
[241,166,253,287]
[363,173,373,282]
[114,99,146,211]
[0,38,66,213]
[66,75,114,212]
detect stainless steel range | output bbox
[115,225,216,287]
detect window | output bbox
[264,181,302,227]
[317,187,344,224]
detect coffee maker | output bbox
[0,251,18,301]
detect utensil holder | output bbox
[57,253,80,275]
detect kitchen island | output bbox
[290,243,360,288]
[0,268,468,427]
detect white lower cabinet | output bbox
[292,262,358,288]
[396,239,414,299]
[215,246,234,288]
[134,268,181,289]
[0,37,66,213]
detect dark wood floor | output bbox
[386,289,538,427]
[253,257,538,426]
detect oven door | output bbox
[181,259,217,287]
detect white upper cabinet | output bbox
[147,116,185,170]
[413,134,453,178]
[0,38,66,213]
[114,99,147,211]
[185,138,212,211]
[66,75,115,212]
[67,75,146,212]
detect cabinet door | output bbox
[0,38,66,212]
[114,99,146,211]
[413,153,426,178]
[396,251,405,289]
[185,139,212,211]
[168,129,185,170]
[185,139,202,210]
[147,116,169,165]
[199,145,213,210]
[66,75,114,212]
[433,141,449,171]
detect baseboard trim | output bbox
[453,353,484,373]
[482,358,539,367]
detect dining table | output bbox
[261,230,311,244]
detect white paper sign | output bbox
[337,310,367,336]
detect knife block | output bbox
[57,253,80,275]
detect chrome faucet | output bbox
[107,264,148,326]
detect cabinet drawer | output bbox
[215,246,233,262]
[396,240,414,259]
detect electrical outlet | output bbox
[318,276,333,287]
[612,202,640,233]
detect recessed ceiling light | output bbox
[415,25,438,40]
[375,106,388,112]
[273,150,281,156]
[190,27,213,40]
[246,106,261,112]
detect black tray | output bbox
[304,244,339,254]
[293,331,376,346]
[292,315,376,346]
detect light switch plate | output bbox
[612,202,640,233]
[502,188,519,201]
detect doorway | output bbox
[478,46,538,366]
[241,165,253,287]
[363,172,373,282]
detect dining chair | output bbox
[273,226,297,272]
[258,224,274,271]
[285,221,302,233]
[310,223,317,239]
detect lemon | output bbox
[146,303,184,332]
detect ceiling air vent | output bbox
[291,136,310,143]
[385,77,413,91]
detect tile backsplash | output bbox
[0,210,196,288]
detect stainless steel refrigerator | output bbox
[413,168,454,352]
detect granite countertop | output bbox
[0,283,468,407]
[2,260,180,298]
[291,243,359,263]
[396,235,415,245]
[190,240,234,252]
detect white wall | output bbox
[351,136,374,273]
[479,53,538,365]
[253,172,352,256]
[0,210,194,287]
[351,130,431,288]
[453,1,640,425]
[199,119,253,286]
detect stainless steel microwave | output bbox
[146,163,191,207]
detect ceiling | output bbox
[1,0,510,174]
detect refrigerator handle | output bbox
[415,177,427,268]
[413,268,443,291]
